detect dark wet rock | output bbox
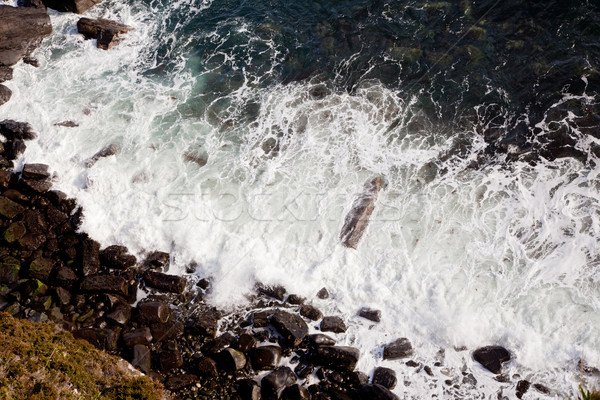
[150,320,184,342]
[189,308,219,338]
[0,6,52,67]
[0,169,11,189]
[281,384,310,400]
[123,327,153,346]
[80,237,100,276]
[42,0,102,13]
[22,209,46,234]
[202,333,235,356]
[137,301,170,324]
[21,179,52,194]
[73,327,119,351]
[55,264,77,287]
[106,302,131,325]
[160,345,183,372]
[83,143,119,167]
[197,277,210,290]
[0,84,11,106]
[249,345,282,370]
[54,120,79,128]
[300,304,322,321]
[253,310,269,327]
[4,189,28,205]
[54,286,71,305]
[183,149,208,167]
[383,338,413,360]
[313,346,360,372]
[144,250,169,269]
[142,270,186,294]
[308,333,336,347]
[4,221,26,243]
[533,383,551,395]
[132,344,151,373]
[349,371,369,386]
[80,274,128,296]
[0,67,12,83]
[357,307,381,323]
[218,347,247,371]
[473,346,511,374]
[340,177,383,249]
[320,316,347,333]
[294,363,314,379]
[261,366,297,400]
[257,283,286,301]
[354,384,399,400]
[287,294,305,305]
[316,287,329,299]
[0,196,25,219]
[77,18,131,50]
[235,333,257,352]
[22,163,50,180]
[235,379,260,400]
[99,245,136,270]
[22,57,39,67]
[164,374,198,391]
[372,367,397,390]
[6,140,27,161]
[516,380,530,399]
[28,257,54,280]
[197,356,218,377]
[0,120,37,141]
[19,233,45,251]
[270,310,309,346]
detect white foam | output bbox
[2,1,600,397]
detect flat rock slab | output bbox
[473,345,511,374]
[270,310,309,347]
[314,346,360,372]
[80,274,128,296]
[0,84,11,106]
[142,270,186,293]
[43,0,102,13]
[77,18,131,50]
[0,6,52,67]
[382,338,413,360]
[340,177,383,249]
[22,163,50,180]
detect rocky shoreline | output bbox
[0,1,592,399]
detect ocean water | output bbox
[2,0,600,397]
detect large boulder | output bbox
[313,346,360,372]
[473,345,511,374]
[42,0,101,14]
[0,84,11,106]
[0,6,52,67]
[339,177,383,249]
[77,18,131,50]
[270,310,308,347]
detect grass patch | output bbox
[579,387,600,400]
[0,312,164,399]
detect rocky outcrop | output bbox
[42,0,101,14]
[0,6,52,67]
[339,177,383,249]
[473,345,511,374]
[76,18,131,50]
[0,85,11,107]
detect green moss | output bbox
[0,312,164,399]
[465,45,486,64]
[467,25,487,40]
[424,2,451,10]
[4,222,26,243]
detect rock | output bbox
[160,346,183,372]
[287,294,305,305]
[106,302,131,325]
[22,163,50,180]
[189,308,219,338]
[0,120,37,140]
[80,237,100,276]
[516,380,530,399]
[73,327,119,351]
[55,286,71,305]
[183,149,208,167]
[19,233,46,251]
[83,143,119,167]
[316,287,329,299]
[0,84,11,106]
[382,338,413,360]
[257,283,286,301]
[472,346,511,374]
[123,327,153,346]
[235,333,257,352]
[218,348,246,371]
[0,6,51,67]
[300,304,322,321]
[354,384,399,400]
[132,344,151,373]
[99,245,136,270]
[142,251,169,270]
[54,120,79,128]
[22,209,46,234]
[20,179,51,194]
[43,0,102,14]
[0,67,12,83]
[0,196,25,219]
[164,374,198,391]
[533,383,551,395]
[235,379,260,400]
[22,57,39,67]
[340,177,383,248]
[281,384,310,400]
[313,346,360,372]
[28,257,54,280]
[253,310,269,327]
[308,334,336,347]
[4,221,26,243]
[197,356,219,377]
[137,301,170,324]
[142,270,186,294]
[270,310,309,347]
[77,18,131,50]
[249,345,282,370]
[150,320,184,342]
[320,316,347,333]
[357,307,381,323]
[261,366,297,400]
[80,274,128,296]
[372,367,397,390]
[0,169,11,189]
[55,265,77,287]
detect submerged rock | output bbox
[0,5,52,67]
[382,338,413,360]
[77,18,131,50]
[339,177,383,249]
[83,143,119,167]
